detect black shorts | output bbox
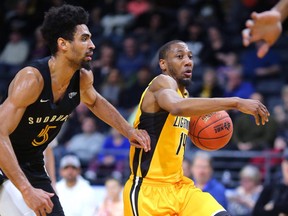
[19,162,65,216]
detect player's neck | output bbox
[49,56,77,87]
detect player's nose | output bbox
[184,56,193,66]
[89,39,95,50]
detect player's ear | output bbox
[57,38,68,51]
[159,59,167,71]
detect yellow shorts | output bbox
[123,176,226,216]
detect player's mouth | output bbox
[184,69,192,78]
[85,52,93,61]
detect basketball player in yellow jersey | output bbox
[123,40,270,216]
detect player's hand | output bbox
[22,187,54,216]
[127,128,151,152]
[242,10,282,58]
[236,98,270,126]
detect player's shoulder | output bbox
[149,74,177,91]
[14,66,43,86]
[6,66,44,106]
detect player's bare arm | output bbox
[0,67,54,215]
[150,75,269,126]
[79,68,150,151]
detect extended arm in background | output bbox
[242,0,288,58]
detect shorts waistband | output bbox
[129,175,194,186]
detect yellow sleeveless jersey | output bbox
[130,86,190,183]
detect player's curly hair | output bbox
[41,4,89,55]
[158,40,184,60]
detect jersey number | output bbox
[32,125,57,146]
[176,132,187,155]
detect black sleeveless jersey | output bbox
[8,57,80,163]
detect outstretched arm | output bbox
[0,68,54,216]
[80,68,150,151]
[150,75,269,126]
[242,0,288,58]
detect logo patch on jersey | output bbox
[68,92,78,99]
[40,99,49,103]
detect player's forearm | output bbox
[272,0,288,21]
[172,97,238,116]
[89,95,133,138]
[0,135,32,194]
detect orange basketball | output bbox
[189,110,233,151]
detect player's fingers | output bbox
[260,106,270,125]
[242,29,251,47]
[39,208,46,216]
[257,43,270,58]
[136,130,149,152]
[245,19,254,28]
[141,129,151,150]
[130,142,142,148]
[253,112,260,126]
[251,12,259,20]
[44,192,54,211]
[45,201,53,214]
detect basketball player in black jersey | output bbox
[0,4,150,216]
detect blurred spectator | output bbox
[100,68,123,107]
[240,41,281,82]
[223,67,255,99]
[250,136,285,183]
[191,151,228,209]
[227,165,263,216]
[28,26,49,61]
[169,7,192,41]
[66,117,105,167]
[232,92,278,151]
[101,0,134,43]
[273,85,288,143]
[117,35,146,82]
[56,155,96,216]
[88,7,104,47]
[3,0,34,36]
[184,20,208,66]
[182,157,192,178]
[93,177,124,216]
[190,67,224,98]
[57,103,91,144]
[0,30,30,89]
[127,0,152,17]
[252,149,288,216]
[85,128,130,185]
[204,25,234,67]
[145,11,168,48]
[118,66,152,117]
[91,42,117,91]
[185,0,225,24]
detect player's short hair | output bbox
[41,4,89,55]
[158,40,184,60]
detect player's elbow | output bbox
[169,103,184,116]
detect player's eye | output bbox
[177,55,183,59]
[81,36,88,41]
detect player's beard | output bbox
[179,78,192,87]
[81,61,91,70]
